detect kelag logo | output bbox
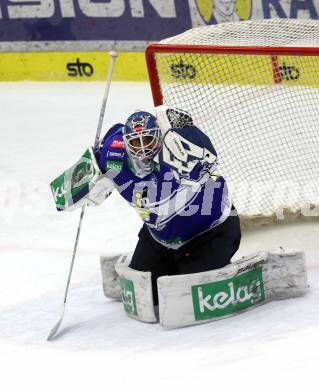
[119,276,137,316]
[171,60,197,79]
[67,59,94,77]
[106,160,123,172]
[192,267,265,320]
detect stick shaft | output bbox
[63,204,86,303]
[48,51,118,341]
[94,51,119,148]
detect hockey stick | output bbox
[47,51,119,341]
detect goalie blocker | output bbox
[101,250,308,328]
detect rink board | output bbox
[2,52,319,83]
[0,52,148,81]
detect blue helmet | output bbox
[123,111,162,160]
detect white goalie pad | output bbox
[115,258,157,323]
[100,253,131,301]
[157,250,308,329]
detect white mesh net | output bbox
[148,19,319,224]
[161,19,319,48]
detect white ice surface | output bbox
[0,82,318,390]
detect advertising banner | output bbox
[0,0,318,52]
[0,51,149,81]
[0,0,192,51]
[189,0,319,26]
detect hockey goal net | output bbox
[146,19,319,227]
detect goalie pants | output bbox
[130,211,241,305]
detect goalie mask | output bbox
[123,111,162,160]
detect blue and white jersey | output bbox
[95,123,232,249]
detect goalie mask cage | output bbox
[146,18,319,226]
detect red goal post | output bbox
[145,19,319,227]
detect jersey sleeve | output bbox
[84,122,128,208]
[85,123,129,207]
[95,123,125,174]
